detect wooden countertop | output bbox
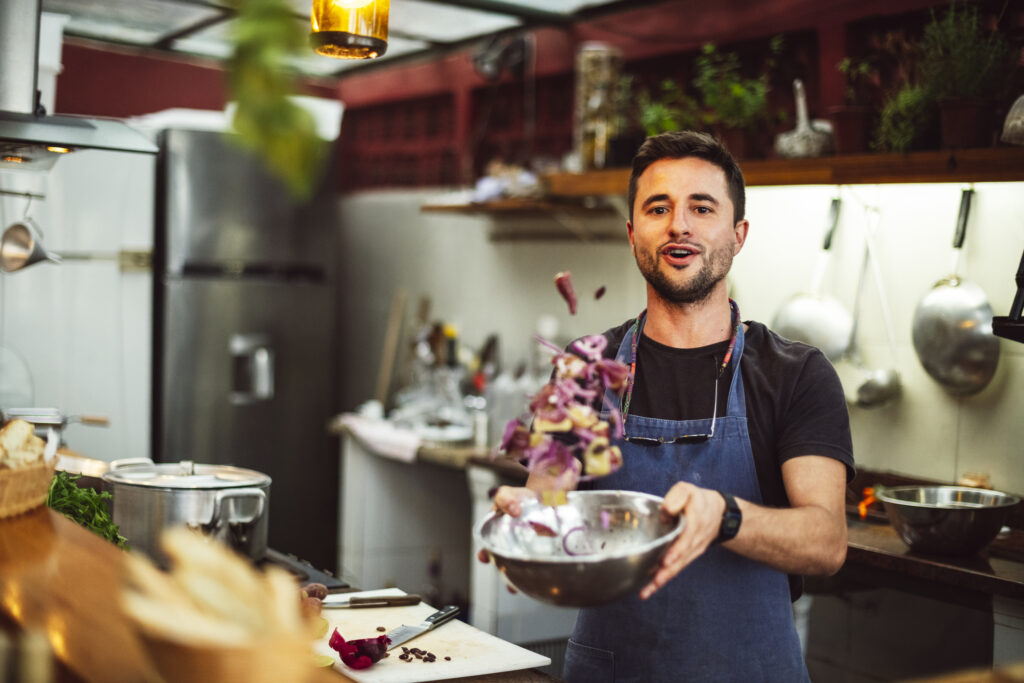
[334,423,1024,603]
[0,507,552,683]
[843,517,1024,601]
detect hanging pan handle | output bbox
[952,189,974,250]
[822,197,841,251]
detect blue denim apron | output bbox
[563,319,809,683]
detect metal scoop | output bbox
[834,209,901,408]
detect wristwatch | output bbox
[715,491,742,544]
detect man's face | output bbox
[627,157,748,306]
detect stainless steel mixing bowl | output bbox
[475,490,685,607]
[876,485,1020,556]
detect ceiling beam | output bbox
[409,0,571,25]
[152,11,233,49]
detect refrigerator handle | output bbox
[230,333,275,405]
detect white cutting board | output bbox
[314,589,550,682]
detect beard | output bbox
[634,243,732,305]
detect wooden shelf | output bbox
[420,198,619,215]
[544,147,1024,196]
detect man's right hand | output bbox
[475,485,538,565]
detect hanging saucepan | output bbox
[912,189,1000,396]
[773,197,853,361]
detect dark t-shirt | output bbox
[581,318,855,599]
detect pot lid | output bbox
[102,460,270,489]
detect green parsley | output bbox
[46,472,128,549]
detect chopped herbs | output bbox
[46,472,128,549]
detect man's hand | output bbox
[475,485,538,565]
[639,482,725,600]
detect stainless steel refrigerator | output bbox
[153,128,339,572]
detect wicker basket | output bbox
[0,459,56,519]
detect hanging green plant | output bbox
[227,0,326,199]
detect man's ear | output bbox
[733,219,749,255]
[627,220,635,249]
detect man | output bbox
[488,131,854,682]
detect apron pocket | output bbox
[564,638,614,683]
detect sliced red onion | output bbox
[329,628,391,670]
[562,525,589,556]
[529,521,558,537]
[554,271,577,315]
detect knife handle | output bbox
[424,604,460,630]
[348,594,422,608]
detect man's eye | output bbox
[649,206,669,215]
[694,206,713,214]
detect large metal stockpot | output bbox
[102,460,271,565]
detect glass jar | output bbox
[311,0,389,59]
[574,42,623,171]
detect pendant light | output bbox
[310,0,389,59]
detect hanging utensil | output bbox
[855,208,902,407]
[992,246,1024,343]
[912,189,1000,395]
[0,218,61,273]
[772,197,852,360]
[834,227,900,408]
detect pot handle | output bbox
[210,488,267,526]
[109,457,155,470]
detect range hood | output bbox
[0,0,157,172]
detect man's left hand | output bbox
[639,482,726,600]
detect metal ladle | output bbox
[835,207,901,408]
[856,209,902,407]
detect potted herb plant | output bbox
[636,78,700,136]
[918,1,1012,149]
[606,75,675,167]
[830,57,877,154]
[875,83,936,154]
[872,29,938,153]
[691,39,782,159]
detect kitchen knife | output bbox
[322,594,422,609]
[385,605,460,650]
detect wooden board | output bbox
[314,589,550,683]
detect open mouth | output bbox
[661,244,699,266]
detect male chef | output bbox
[489,130,854,682]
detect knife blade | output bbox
[385,605,460,651]
[321,594,422,609]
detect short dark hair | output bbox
[627,130,746,224]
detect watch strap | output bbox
[715,490,742,544]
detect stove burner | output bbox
[260,548,349,591]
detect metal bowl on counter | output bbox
[475,490,684,607]
[876,485,1020,556]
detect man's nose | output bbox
[667,210,692,237]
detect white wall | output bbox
[335,180,1024,495]
[0,149,154,462]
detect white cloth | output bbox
[336,414,421,463]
